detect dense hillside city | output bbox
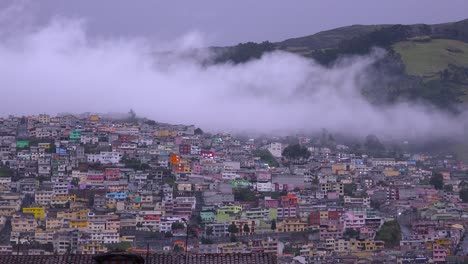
[0,113,467,263]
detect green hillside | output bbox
[393,39,468,77]
[215,18,468,108]
[278,24,390,50]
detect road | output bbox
[456,229,468,256]
[397,210,414,240]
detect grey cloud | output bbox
[0,18,466,140]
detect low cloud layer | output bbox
[0,17,466,140]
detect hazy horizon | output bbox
[1,0,468,46]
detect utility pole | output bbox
[182,218,189,264]
[16,234,21,257]
[146,243,149,262]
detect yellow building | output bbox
[69,219,88,228]
[277,218,308,232]
[38,143,51,149]
[12,216,37,232]
[383,168,400,177]
[57,209,90,220]
[23,207,45,219]
[217,205,243,215]
[89,115,100,122]
[154,130,177,137]
[51,194,77,206]
[177,182,192,192]
[120,235,135,242]
[348,238,384,252]
[46,218,63,230]
[332,163,347,174]
[80,243,107,254]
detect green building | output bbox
[16,141,29,148]
[200,211,216,223]
[231,179,250,189]
[69,130,81,143]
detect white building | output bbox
[267,143,282,158]
[87,152,122,164]
[371,158,396,167]
[256,182,273,192]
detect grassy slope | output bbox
[394,39,468,162]
[393,39,468,77]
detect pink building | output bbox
[342,212,366,229]
[432,243,447,262]
[191,162,203,174]
[87,174,104,184]
[264,197,279,209]
[104,168,120,180]
[257,172,271,181]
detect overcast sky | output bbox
[3,0,468,46]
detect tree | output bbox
[344,183,357,196]
[215,41,275,64]
[444,184,453,192]
[164,231,173,238]
[171,222,185,230]
[459,180,468,190]
[243,224,250,234]
[227,223,239,234]
[230,234,238,242]
[128,109,137,120]
[105,242,132,252]
[460,188,468,202]
[282,245,300,256]
[144,119,157,126]
[370,199,382,210]
[343,228,360,239]
[173,245,184,252]
[206,226,213,236]
[282,144,311,161]
[430,173,444,190]
[270,219,277,231]
[194,128,204,135]
[234,188,257,202]
[254,149,279,167]
[377,180,388,187]
[71,178,79,186]
[201,237,213,244]
[375,220,401,248]
[364,134,385,155]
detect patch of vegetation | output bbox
[282,245,300,256]
[215,41,275,64]
[344,183,357,197]
[201,237,213,244]
[0,167,13,177]
[430,173,444,190]
[194,128,204,135]
[343,228,360,239]
[282,144,311,160]
[122,158,150,170]
[254,149,279,167]
[460,188,468,202]
[393,39,468,77]
[234,188,257,202]
[105,242,132,252]
[375,220,401,248]
[228,223,239,234]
